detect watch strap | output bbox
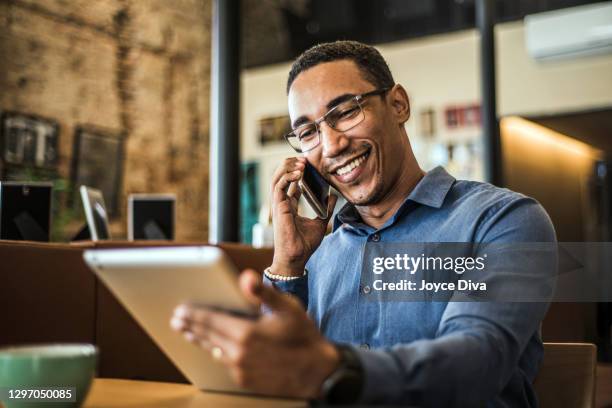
[319,344,364,405]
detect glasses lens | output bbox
[292,123,319,152]
[328,99,364,132]
[285,133,303,152]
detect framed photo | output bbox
[0,112,59,173]
[419,107,436,138]
[464,104,481,127]
[258,115,291,146]
[445,107,459,129]
[70,126,125,216]
[444,104,481,129]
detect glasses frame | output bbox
[284,87,391,153]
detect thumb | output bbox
[239,269,298,312]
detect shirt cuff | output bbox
[262,273,309,309]
[353,346,405,404]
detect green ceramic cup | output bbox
[0,344,97,408]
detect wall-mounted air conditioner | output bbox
[525,2,612,61]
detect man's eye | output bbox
[337,107,359,120]
[298,127,317,140]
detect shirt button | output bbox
[360,343,370,350]
[370,233,380,242]
[362,285,371,294]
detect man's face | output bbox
[288,60,405,205]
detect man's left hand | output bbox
[170,269,340,399]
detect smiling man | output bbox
[171,41,556,407]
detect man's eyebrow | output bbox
[326,93,356,110]
[291,93,357,129]
[291,116,311,129]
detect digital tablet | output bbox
[83,246,257,393]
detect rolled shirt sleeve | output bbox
[263,273,309,309]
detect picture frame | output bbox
[258,114,292,146]
[0,112,59,177]
[444,104,481,129]
[419,107,436,138]
[70,126,125,216]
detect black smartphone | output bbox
[298,161,331,219]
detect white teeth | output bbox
[336,153,368,176]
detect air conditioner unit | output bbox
[525,2,612,61]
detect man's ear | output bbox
[389,84,410,125]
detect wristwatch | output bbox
[319,344,364,405]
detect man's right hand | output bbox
[270,157,337,277]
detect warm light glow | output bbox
[501,116,603,160]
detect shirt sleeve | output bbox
[262,273,309,309]
[355,197,557,406]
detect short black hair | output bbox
[286,40,395,94]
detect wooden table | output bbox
[83,379,307,407]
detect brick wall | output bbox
[0,0,212,241]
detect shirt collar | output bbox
[333,166,455,230]
[406,166,455,209]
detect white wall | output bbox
[497,21,612,115]
[241,20,612,210]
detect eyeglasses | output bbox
[284,87,390,153]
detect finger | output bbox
[286,182,301,212]
[176,304,253,342]
[183,325,227,351]
[239,269,264,307]
[207,331,240,365]
[170,315,189,332]
[172,314,211,343]
[186,330,213,350]
[272,171,303,209]
[182,330,198,344]
[241,271,301,313]
[182,331,223,362]
[286,181,301,202]
[270,158,304,195]
[198,337,213,350]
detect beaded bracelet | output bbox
[263,266,307,281]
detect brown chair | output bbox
[534,342,597,408]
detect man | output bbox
[171,41,556,406]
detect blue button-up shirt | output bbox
[267,166,556,407]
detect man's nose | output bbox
[319,121,349,158]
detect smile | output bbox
[336,152,369,175]
[332,149,371,183]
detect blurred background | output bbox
[1,0,611,244]
[0,0,612,399]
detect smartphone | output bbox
[298,161,331,219]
